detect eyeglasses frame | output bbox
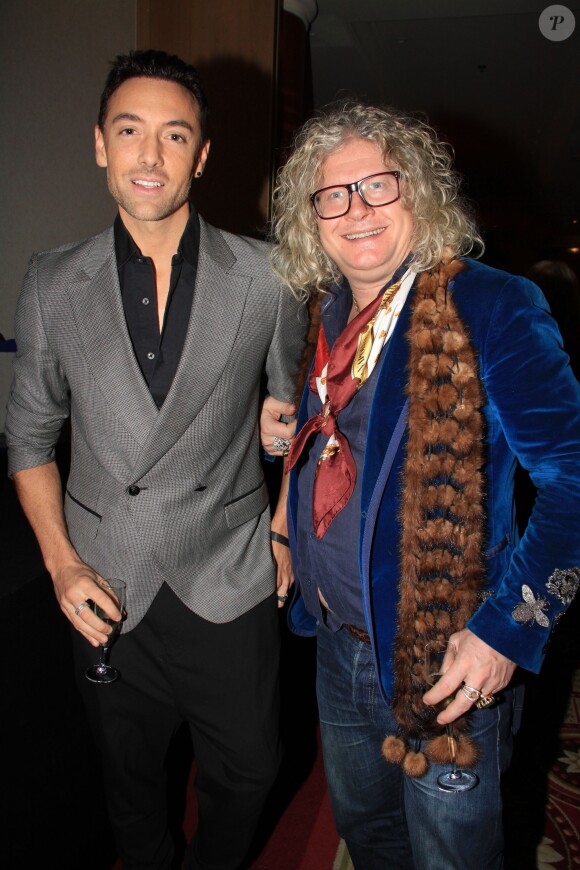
[310,170,402,220]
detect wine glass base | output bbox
[85,665,120,684]
[437,770,479,792]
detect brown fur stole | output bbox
[382,258,486,776]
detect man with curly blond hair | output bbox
[262,101,580,868]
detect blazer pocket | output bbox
[484,533,510,560]
[224,480,269,530]
[65,489,102,540]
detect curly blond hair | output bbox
[270,101,483,300]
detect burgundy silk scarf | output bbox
[286,276,407,538]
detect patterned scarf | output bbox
[286,268,415,538]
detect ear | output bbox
[95,124,107,168]
[193,139,211,178]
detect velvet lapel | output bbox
[66,228,158,448]
[359,290,415,680]
[360,292,412,524]
[130,218,251,479]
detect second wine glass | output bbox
[424,640,479,792]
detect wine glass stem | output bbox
[446,726,458,773]
[100,646,111,666]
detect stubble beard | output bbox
[107,173,193,223]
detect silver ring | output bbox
[277,593,289,602]
[74,600,90,617]
[460,683,482,703]
[272,437,291,452]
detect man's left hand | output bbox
[271,528,294,608]
[422,629,516,724]
[261,396,295,456]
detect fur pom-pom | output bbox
[403,750,430,778]
[414,297,438,318]
[455,734,480,768]
[437,382,458,410]
[425,733,454,764]
[451,360,476,388]
[415,328,436,351]
[424,732,480,769]
[381,735,407,765]
[417,354,439,377]
[442,329,465,353]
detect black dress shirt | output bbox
[114,209,200,408]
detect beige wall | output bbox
[137,0,280,237]
[0,0,136,433]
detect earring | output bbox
[195,171,202,178]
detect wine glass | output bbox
[85,578,127,684]
[424,640,479,792]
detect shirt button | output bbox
[127,485,140,496]
[142,297,149,305]
[147,352,155,360]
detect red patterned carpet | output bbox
[537,667,580,869]
[503,597,580,870]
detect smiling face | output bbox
[315,138,414,300]
[95,77,210,231]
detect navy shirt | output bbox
[114,208,200,408]
[296,265,410,632]
[296,283,385,632]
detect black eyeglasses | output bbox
[310,171,401,219]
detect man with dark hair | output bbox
[6,49,306,870]
[97,48,209,139]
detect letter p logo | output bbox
[539,5,576,41]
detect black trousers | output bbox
[71,583,281,870]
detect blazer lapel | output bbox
[361,291,413,514]
[131,219,252,478]
[67,229,158,447]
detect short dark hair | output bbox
[98,49,208,140]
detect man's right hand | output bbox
[12,463,123,648]
[53,562,123,647]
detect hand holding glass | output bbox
[85,578,127,684]
[424,640,479,792]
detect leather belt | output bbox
[344,623,371,644]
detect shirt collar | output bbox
[114,205,201,269]
[324,253,415,315]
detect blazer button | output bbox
[127,484,141,496]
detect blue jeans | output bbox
[316,623,523,870]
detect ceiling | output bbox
[307,0,580,271]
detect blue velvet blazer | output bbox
[287,258,580,700]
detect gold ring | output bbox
[475,693,496,709]
[460,683,482,703]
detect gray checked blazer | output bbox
[6,216,307,630]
